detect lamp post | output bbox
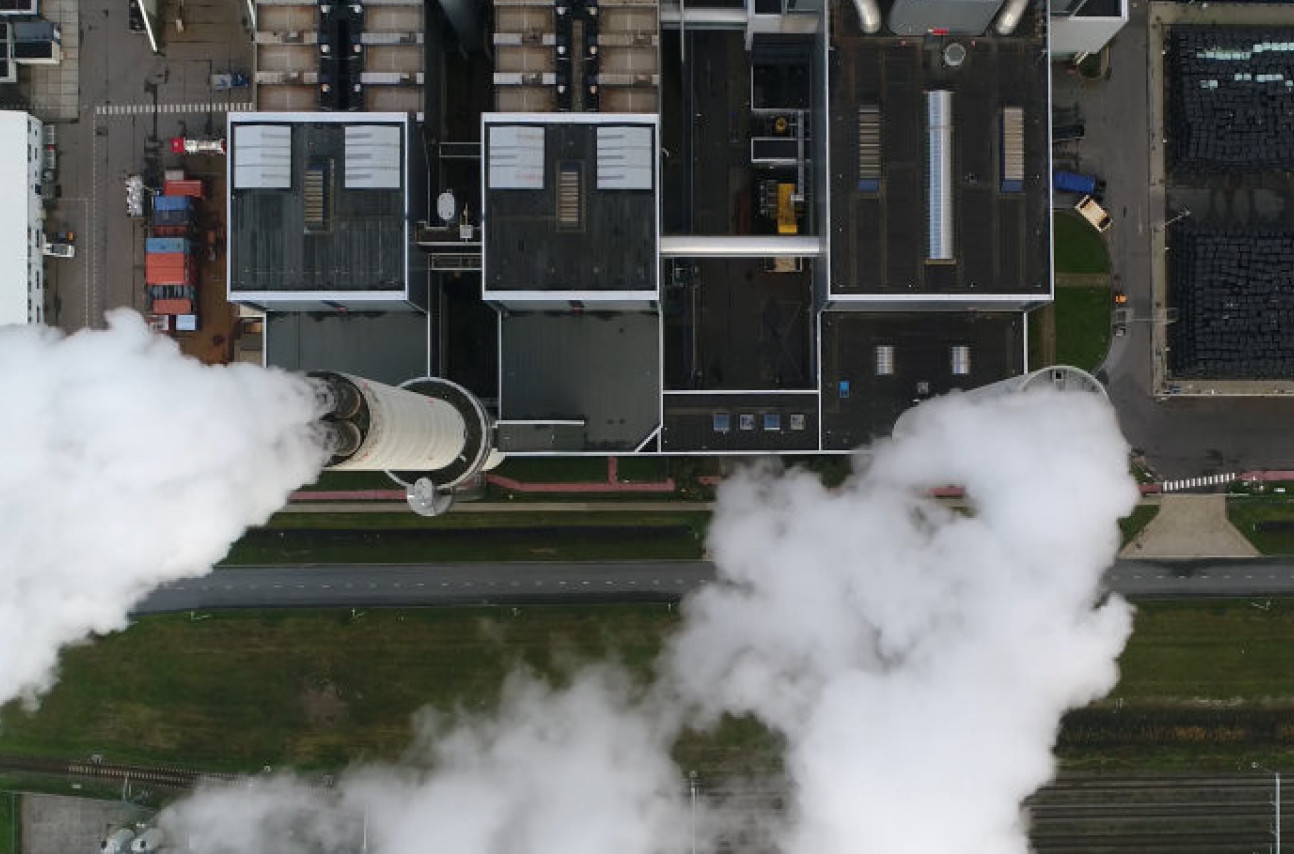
[1254,762,1281,854]
[689,770,698,854]
[1161,207,1192,230]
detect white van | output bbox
[1075,195,1112,233]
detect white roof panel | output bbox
[489,124,545,190]
[596,125,652,190]
[344,124,402,190]
[233,124,292,190]
[0,112,35,326]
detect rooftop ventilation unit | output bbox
[927,90,954,262]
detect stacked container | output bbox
[147,190,199,328]
[151,195,193,237]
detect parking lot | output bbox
[35,0,251,334]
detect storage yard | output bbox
[1168,228,1294,379]
[1161,25,1294,388]
[1169,28,1294,172]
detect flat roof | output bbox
[662,392,820,452]
[228,113,409,296]
[482,114,658,295]
[820,311,1024,449]
[264,311,430,385]
[499,311,660,451]
[662,257,815,391]
[0,111,33,326]
[827,26,1050,296]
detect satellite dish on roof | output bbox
[437,191,457,224]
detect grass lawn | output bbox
[296,471,401,492]
[1118,505,1159,547]
[1059,599,1294,771]
[10,599,1294,778]
[1054,286,1111,372]
[0,607,764,775]
[222,511,711,564]
[1053,210,1111,274]
[491,457,611,483]
[0,793,16,854]
[1227,498,1294,555]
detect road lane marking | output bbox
[94,101,254,116]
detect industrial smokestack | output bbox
[310,372,497,514]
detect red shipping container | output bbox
[152,225,189,238]
[152,298,194,315]
[163,179,204,199]
[145,253,196,285]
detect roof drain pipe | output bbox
[851,0,882,34]
[993,0,1030,35]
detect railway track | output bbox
[0,755,239,790]
[0,760,1281,852]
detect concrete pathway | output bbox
[1120,494,1258,559]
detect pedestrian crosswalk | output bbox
[95,101,253,117]
[1160,472,1237,493]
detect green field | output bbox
[1228,498,1294,555]
[7,599,1294,777]
[490,457,611,483]
[1053,210,1111,274]
[223,511,711,564]
[1118,505,1159,547]
[0,792,16,854]
[1054,286,1112,372]
[1061,600,1294,770]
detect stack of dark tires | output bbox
[1169,226,1294,379]
[1169,26,1294,172]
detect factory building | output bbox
[234,0,1083,463]
[0,109,46,325]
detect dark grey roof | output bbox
[265,311,430,385]
[662,257,815,391]
[483,121,657,293]
[662,392,820,452]
[230,119,407,293]
[499,311,660,451]
[828,26,1050,296]
[820,311,1024,450]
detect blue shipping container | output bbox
[145,237,191,254]
[152,209,192,226]
[1053,170,1099,195]
[153,195,193,212]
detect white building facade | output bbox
[0,110,45,326]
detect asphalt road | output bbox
[131,558,1294,613]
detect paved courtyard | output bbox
[20,794,146,854]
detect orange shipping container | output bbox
[163,179,204,198]
[152,298,194,315]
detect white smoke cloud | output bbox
[0,311,327,707]
[664,388,1137,854]
[163,670,691,854]
[156,387,1135,854]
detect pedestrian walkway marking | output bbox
[94,101,254,117]
[1160,472,1237,493]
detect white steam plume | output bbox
[0,311,328,706]
[665,387,1136,854]
[158,387,1134,854]
[163,670,690,854]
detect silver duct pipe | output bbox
[994,0,1031,35]
[852,0,882,34]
